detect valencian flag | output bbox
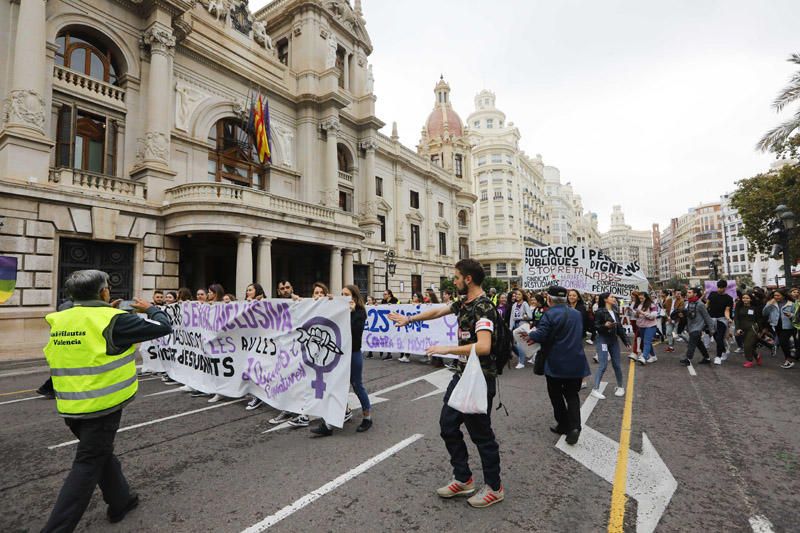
[0,256,17,304]
[252,94,271,164]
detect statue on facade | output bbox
[325,34,338,69]
[365,64,374,93]
[252,20,273,50]
[205,0,230,22]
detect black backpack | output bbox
[491,309,514,375]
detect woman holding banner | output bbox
[311,284,373,436]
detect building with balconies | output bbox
[600,206,655,278]
[0,0,475,357]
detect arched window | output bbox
[336,144,351,172]
[207,118,267,190]
[458,210,468,228]
[55,31,119,85]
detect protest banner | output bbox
[362,304,458,354]
[0,256,17,304]
[141,298,352,427]
[703,280,737,300]
[523,245,648,298]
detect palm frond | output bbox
[789,53,800,66]
[773,83,800,111]
[756,110,800,152]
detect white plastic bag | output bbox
[447,345,488,414]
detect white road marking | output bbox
[749,515,775,533]
[48,399,246,449]
[241,433,424,532]
[143,388,184,397]
[0,366,50,378]
[687,363,697,377]
[0,395,42,406]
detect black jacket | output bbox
[351,307,367,352]
[594,307,629,346]
[66,300,173,354]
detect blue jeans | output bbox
[351,351,371,412]
[640,326,657,360]
[594,334,623,389]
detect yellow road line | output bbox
[608,358,636,532]
[0,388,36,397]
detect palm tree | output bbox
[757,53,800,155]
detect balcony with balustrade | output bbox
[52,64,126,112]
[48,168,147,201]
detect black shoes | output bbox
[310,421,333,437]
[549,425,568,435]
[679,358,691,366]
[565,429,581,445]
[698,358,711,365]
[36,387,55,400]
[108,494,139,523]
[380,353,392,361]
[356,419,373,432]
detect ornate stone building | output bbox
[0,0,475,357]
[600,206,656,278]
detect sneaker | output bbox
[309,421,333,437]
[721,353,729,361]
[287,414,310,427]
[782,361,795,369]
[380,353,393,361]
[445,362,456,370]
[178,385,194,392]
[207,394,224,403]
[735,347,743,353]
[698,358,711,365]
[246,397,263,411]
[436,477,475,499]
[743,361,755,368]
[679,358,691,366]
[515,362,525,369]
[756,355,763,366]
[586,339,594,345]
[344,409,353,423]
[268,411,294,424]
[162,376,178,385]
[713,357,722,365]
[190,391,210,398]
[590,389,605,400]
[467,485,505,508]
[398,355,410,363]
[628,353,639,361]
[614,387,625,397]
[356,418,373,432]
[593,354,599,363]
[648,355,658,363]
[637,355,647,365]
[365,352,373,359]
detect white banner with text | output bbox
[362,304,458,354]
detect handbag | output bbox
[533,311,569,376]
[447,344,488,414]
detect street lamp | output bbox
[708,252,720,281]
[384,249,396,292]
[771,205,796,288]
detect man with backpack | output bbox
[389,258,504,508]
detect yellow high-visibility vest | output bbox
[43,306,138,416]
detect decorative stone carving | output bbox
[320,117,341,135]
[363,199,378,217]
[229,0,254,35]
[292,21,303,36]
[175,80,209,132]
[356,53,367,67]
[325,0,358,32]
[137,132,169,164]
[320,188,338,207]
[273,123,295,168]
[204,0,230,22]
[3,89,45,131]
[366,64,374,94]
[252,20,273,50]
[142,26,176,54]
[359,138,378,152]
[325,34,337,69]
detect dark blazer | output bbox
[594,307,629,346]
[529,304,590,379]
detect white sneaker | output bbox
[713,356,722,365]
[178,385,194,392]
[245,397,262,411]
[648,355,658,363]
[638,355,647,365]
[515,362,525,369]
[580,381,588,389]
[593,354,599,363]
[207,394,224,403]
[721,352,729,361]
[398,355,410,363]
[735,347,742,353]
[628,353,638,361]
[586,339,594,345]
[590,389,606,400]
[614,387,625,397]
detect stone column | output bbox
[320,117,340,206]
[0,0,53,181]
[236,235,254,299]
[257,237,273,297]
[359,138,380,224]
[329,246,342,294]
[342,249,354,287]
[134,24,176,177]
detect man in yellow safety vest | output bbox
[41,269,172,532]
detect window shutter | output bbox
[105,118,117,176]
[56,104,74,168]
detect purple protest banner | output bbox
[703,280,737,300]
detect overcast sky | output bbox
[253,0,799,232]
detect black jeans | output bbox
[42,410,132,533]
[685,330,710,361]
[545,376,582,433]
[713,320,728,357]
[440,374,501,490]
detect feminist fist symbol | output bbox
[296,317,344,399]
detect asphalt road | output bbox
[0,340,797,532]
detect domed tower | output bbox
[418,76,470,181]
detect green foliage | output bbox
[664,276,690,291]
[757,53,800,158]
[481,277,509,294]
[734,274,754,291]
[729,163,800,256]
[439,277,457,296]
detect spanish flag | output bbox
[0,256,17,304]
[253,94,271,164]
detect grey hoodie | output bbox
[686,299,716,333]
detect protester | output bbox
[679,287,717,366]
[195,288,207,302]
[207,284,225,303]
[164,291,177,304]
[177,287,192,302]
[41,269,172,532]
[245,283,266,301]
[222,293,236,303]
[509,289,532,369]
[426,288,440,304]
[591,293,629,399]
[389,258,504,508]
[627,291,641,356]
[764,290,796,369]
[442,289,454,304]
[379,290,399,361]
[707,280,734,365]
[734,293,764,367]
[311,285,373,436]
[531,293,548,327]
[529,286,591,445]
[496,293,509,324]
[632,291,659,365]
[152,290,164,305]
[267,280,302,423]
